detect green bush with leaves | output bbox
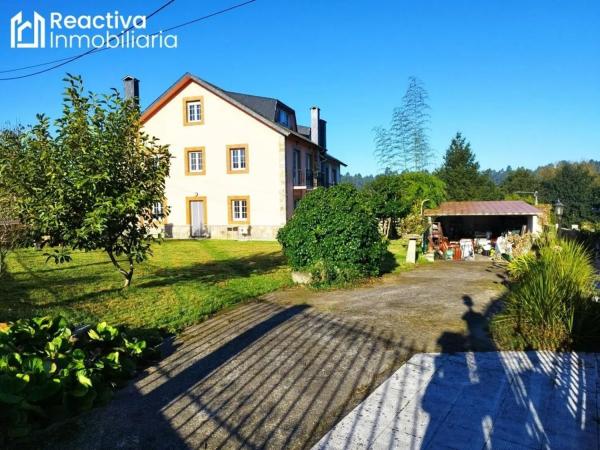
[0,316,157,442]
[277,184,387,284]
[491,235,600,350]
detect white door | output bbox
[190,201,205,237]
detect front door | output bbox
[190,200,205,237]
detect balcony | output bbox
[316,171,338,188]
[293,170,314,189]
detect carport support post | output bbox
[406,234,418,264]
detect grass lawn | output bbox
[386,239,429,272]
[0,239,418,334]
[0,240,292,333]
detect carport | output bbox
[424,200,542,241]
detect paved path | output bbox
[314,352,600,450]
[46,262,507,449]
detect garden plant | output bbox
[491,233,600,350]
[277,184,387,284]
[0,316,157,443]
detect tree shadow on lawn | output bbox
[135,251,287,290]
[1,250,287,320]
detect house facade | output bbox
[133,73,345,240]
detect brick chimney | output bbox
[310,106,326,148]
[123,75,140,105]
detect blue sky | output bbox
[0,0,598,175]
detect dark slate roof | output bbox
[297,125,311,139]
[224,91,279,122]
[141,72,347,166]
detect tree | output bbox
[363,172,446,237]
[340,172,375,189]
[539,163,600,225]
[436,132,501,201]
[501,167,540,202]
[373,77,434,171]
[0,75,171,287]
[363,174,405,237]
[0,196,23,276]
[397,172,446,213]
[0,128,25,276]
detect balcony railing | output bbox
[293,170,314,188]
[316,171,338,188]
[293,170,338,188]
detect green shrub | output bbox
[277,184,387,284]
[492,235,600,350]
[0,316,157,442]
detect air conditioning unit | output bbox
[239,226,250,236]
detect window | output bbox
[188,102,201,121]
[182,96,204,125]
[152,202,164,219]
[277,109,289,127]
[232,200,247,220]
[184,147,205,175]
[332,168,337,185]
[305,153,314,187]
[227,145,249,174]
[293,149,301,185]
[228,196,250,224]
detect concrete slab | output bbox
[314,352,599,450]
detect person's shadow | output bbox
[419,296,595,449]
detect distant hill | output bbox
[344,160,600,187]
[340,172,375,188]
[486,159,600,185]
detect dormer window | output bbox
[277,109,289,127]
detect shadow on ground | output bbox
[42,261,593,450]
[45,301,424,449]
[314,296,599,450]
[38,261,512,450]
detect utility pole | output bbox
[514,191,538,205]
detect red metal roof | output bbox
[424,201,541,217]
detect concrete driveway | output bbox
[47,262,508,449]
[315,352,599,450]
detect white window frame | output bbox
[187,101,202,123]
[230,148,246,170]
[188,151,203,172]
[232,199,247,221]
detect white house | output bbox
[129,73,346,240]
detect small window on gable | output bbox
[227,145,249,174]
[277,109,289,127]
[183,97,204,125]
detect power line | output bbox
[159,0,255,34]
[0,0,175,81]
[0,0,257,80]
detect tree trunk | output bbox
[107,249,134,288]
[384,218,392,238]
